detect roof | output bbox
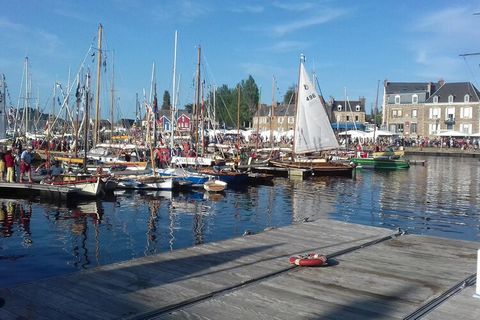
[385,82,432,94]
[256,104,296,117]
[331,99,365,112]
[425,82,480,103]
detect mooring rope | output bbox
[403,273,476,320]
[127,228,405,320]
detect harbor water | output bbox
[1,155,479,288]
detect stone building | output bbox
[252,103,296,134]
[382,80,480,137]
[329,97,366,131]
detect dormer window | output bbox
[412,94,418,104]
[433,96,439,103]
[395,95,400,104]
[464,94,470,103]
[355,105,361,111]
[448,95,454,103]
[337,105,342,111]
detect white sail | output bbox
[294,62,339,154]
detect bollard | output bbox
[475,249,480,299]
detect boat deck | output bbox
[0,219,478,319]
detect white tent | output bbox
[436,130,468,137]
[338,130,367,139]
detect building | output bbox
[252,103,295,134]
[383,80,480,137]
[329,97,366,131]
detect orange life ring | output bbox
[289,253,327,267]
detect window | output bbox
[278,117,284,124]
[397,124,404,133]
[337,105,342,111]
[446,107,455,121]
[429,107,440,119]
[464,94,470,103]
[410,123,417,133]
[429,123,440,135]
[395,95,400,104]
[412,94,418,104]
[355,115,359,121]
[412,109,417,118]
[433,96,439,103]
[460,123,472,134]
[346,116,350,121]
[355,105,361,111]
[392,109,402,118]
[288,117,294,124]
[461,107,472,119]
[448,95,454,103]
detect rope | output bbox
[127,228,405,320]
[403,273,476,320]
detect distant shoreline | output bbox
[405,147,480,158]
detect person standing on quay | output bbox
[20,147,33,183]
[4,147,15,183]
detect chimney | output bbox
[438,79,445,87]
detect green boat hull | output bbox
[351,158,410,169]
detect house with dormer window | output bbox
[329,97,366,131]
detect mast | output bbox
[83,71,90,173]
[270,75,275,149]
[374,79,380,142]
[110,51,115,142]
[194,45,201,156]
[24,57,29,138]
[94,23,103,145]
[0,75,6,139]
[170,30,177,154]
[237,84,241,150]
[255,90,261,154]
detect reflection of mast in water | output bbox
[71,201,104,268]
[168,205,176,251]
[19,202,33,247]
[145,199,160,255]
[193,212,204,245]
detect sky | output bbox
[1,0,480,120]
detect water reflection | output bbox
[0,201,33,246]
[2,156,480,289]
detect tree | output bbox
[283,85,296,105]
[184,103,193,114]
[161,90,171,110]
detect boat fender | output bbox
[289,253,327,267]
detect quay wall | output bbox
[405,147,480,158]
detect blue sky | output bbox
[1,0,480,120]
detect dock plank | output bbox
[0,219,477,319]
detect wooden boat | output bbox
[116,175,173,190]
[42,174,105,197]
[268,56,354,177]
[203,180,227,192]
[198,168,249,185]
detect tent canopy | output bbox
[436,130,469,137]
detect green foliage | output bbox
[184,103,193,114]
[161,90,171,110]
[283,85,296,105]
[213,76,259,128]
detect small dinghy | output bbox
[203,180,227,192]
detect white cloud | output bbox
[258,40,310,53]
[152,0,211,22]
[407,6,480,80]
[271,8,347,37]
[230,5,264,13]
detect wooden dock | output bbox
[0,181,78,202]
[0,219,478,319]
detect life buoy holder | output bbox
[289,253,327,267]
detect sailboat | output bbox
[269,55,354,176]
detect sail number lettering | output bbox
[305,93,317,101]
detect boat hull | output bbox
[351,158,410,169]
[269,160,354,176]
